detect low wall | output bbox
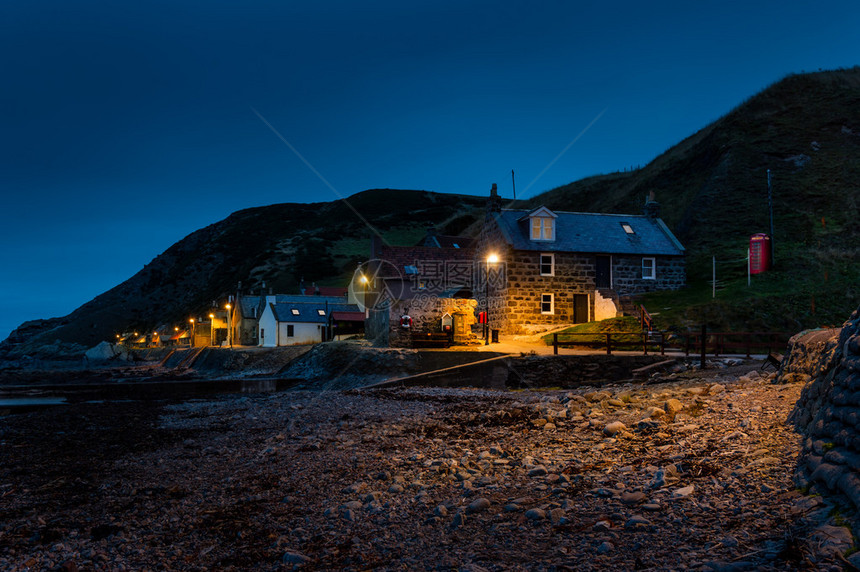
[787,307,860,513]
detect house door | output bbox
[595,256,611,288]
[573,294,589,324]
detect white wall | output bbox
[277,322,322,346]
[258,305,278,347]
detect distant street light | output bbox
[225,303,233,348]
[360,275,369,318]
[209,313,215,346]
[189,318,195,347]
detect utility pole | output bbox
[511,170,516,201]
[767,169,775,266]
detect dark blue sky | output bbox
[1,1,858,340]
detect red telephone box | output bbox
[749,233,772,274]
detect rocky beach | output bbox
[1,355,854,571]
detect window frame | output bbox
[530,216,555,241]
[539,253,555,276]
[540,293,554,315]
[642,257,656,280]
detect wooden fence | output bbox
[552,327,792,359]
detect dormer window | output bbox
[621,222,635,234]
[526,207,557,241]
[291,308,300,316]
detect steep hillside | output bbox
[529,67,860,329]
[3,190,485,356]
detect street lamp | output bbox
[359,275,369,318]
[189,318,195,347]
[209,313,215,346]
[225,303,232,348]
[485,253,499,345]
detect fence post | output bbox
[642,332,648,355]
[700,325,707,370]
[745,333,751,358]
[606,333,611,355]
[660,332,665,356]
[553,333,558,355]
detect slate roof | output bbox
[492,208,684,256]
[269,301,362,324]
[240,294,348,318]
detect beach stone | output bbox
[624,515,651,529]
[466,498,491,514]
[643,406,665,419]
[664,399,683,417]
[596,541,614,554]
[603,421,627,437]
[282,550,311,566]
[811,524,854,556]
[620,491,646,505]
[525,508,547,521]
[672,485,695,498]
[528,466,548,477]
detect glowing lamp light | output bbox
[487,253,499,264]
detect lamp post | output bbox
[209,313,215,346]
[485,253,499,345]
[359,275,369,318]
[225,303,232,348]
[189,318,195,347]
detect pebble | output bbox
[603,421,627,437]
[466,498,491,514]
[524,508,547,520]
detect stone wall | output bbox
[387,297,479,348]
[786,306,860,513]
[612,255,686,295]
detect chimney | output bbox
[643,191,661,219]
[487,183,502,213]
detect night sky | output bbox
[2,1,858,341]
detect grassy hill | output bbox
[528,67,860,331]
[4,68,859,357]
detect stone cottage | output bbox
[478,185,685,335]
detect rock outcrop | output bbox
[787,306,860,514]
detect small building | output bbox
[230,284,350,346]
[257,296,363,347]
[363,233,479,347]
[478,185,685,334]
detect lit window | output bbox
[621,223,635,234]
[541,293,554,314]
[531,217,554,241]
[291,308,300,315]
[317,309,326,316]
[540,253,554,276]
[642,257,656,280]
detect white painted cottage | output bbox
[257,295,363,347]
